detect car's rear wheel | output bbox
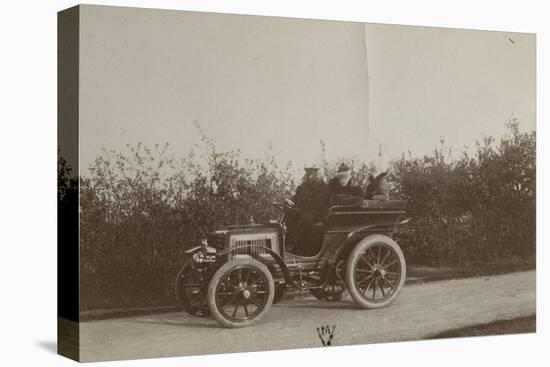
[208,257,274,328]
[174,258,210,317]
[346,234,406,309]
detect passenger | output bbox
[364,171,390,201]
[328,163,363,206]
[287,165,330,256]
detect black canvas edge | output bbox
[57,5,80,362]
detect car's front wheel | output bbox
[208,257,274,328]
[346,234,406,309]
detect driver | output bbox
[286,165,330,256]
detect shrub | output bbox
[78,138,295,309]
[389,121,535,265]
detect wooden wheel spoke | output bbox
[379,281,386,297]
[384,273,399,283]
[231,302,240,318]
[248,296,262,308]
[368,251,377,264]
[356,274,373,287]
[363,278,375,296]
[358,256,373,268]
[382,259,398,269]
[216,292,235,296]
[381,277,395,292]
[222,294,238,309]
[221,279,237,290]
[379,248,391,267]
[367,247,375,258]
[224,277,239,289]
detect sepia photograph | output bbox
[57,4,536,362]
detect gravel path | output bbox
[79,270,536,362]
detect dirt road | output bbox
[79,270,535,362]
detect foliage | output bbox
[78,135,295,309]
[388,120,535,265]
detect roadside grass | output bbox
[407,256,535,284]
[430,315,536,338]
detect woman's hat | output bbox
[337,162,351,173]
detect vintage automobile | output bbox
[175,199,411,328]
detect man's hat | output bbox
[337,162,351,173]
[304,164,320,171]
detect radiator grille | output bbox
[233,238,272,255]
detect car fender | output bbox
[330,224,392,263]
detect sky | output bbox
[364,23,535,162]
[76,5,535,178]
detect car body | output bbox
[175,200,411,327]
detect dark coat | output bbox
[364,172,390,201]
[328,178,363,206]
[293,179,330,221]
